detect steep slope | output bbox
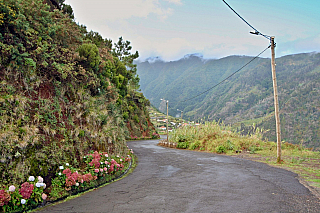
[136,53,320,148]
[0,0,156,186]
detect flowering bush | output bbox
[0,176,46,212]
[152,132,160,139]
[1,149,133,212]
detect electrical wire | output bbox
[179,45,271,103]
[222,0,271,41]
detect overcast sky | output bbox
[65,0,320,61]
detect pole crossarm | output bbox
[222,0,271,41]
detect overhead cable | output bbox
[222,0,271,41]
[179,45,271,103]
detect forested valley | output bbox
[136,52,320,149]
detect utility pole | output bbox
[166,100,169,141]
[222,0,282,163]
[271,37,281,163]
[161,99,169,141]
[177,109,183,120]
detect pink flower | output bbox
[94,169,99,173]
[8,185,15,192]
[100,168,103,172]
[105,154,108,157]
[0,190,11,206]
[42,193,47,200]
[63,168,72,177]
[37,176,44,183]
[105,161,108,164]
[19,182,34,199]
[103,167,108,171]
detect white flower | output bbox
[58,172,62,176]
[75,183,79,187]
[100,162,103,164]
[59,166,64,170]
[116,155,119,158]
[21,199,26,204]
[36,183,42,188]
[8,185,15,192]
[37,176,44,183]
[43,183,46,189]
[28,176,35,182]
[66,163,69,166]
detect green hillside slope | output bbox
[0,0,156,187]
[136,53,320,148]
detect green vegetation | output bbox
[169,122,320,188]
[148,106,185,135]
[169,121,264,153]
[0,0,156,201]
[137,53,320,149]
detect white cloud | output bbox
[163,0,183,5]
[66,0,174,22]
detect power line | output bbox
[222,0,271,41]
[179,45,271,103]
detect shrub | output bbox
[133,115,140,123]
[177,142,189,149]
[216,145,227,154]
[190,141,200,150]
[77,43,101,71]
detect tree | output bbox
[112,37,139,89]
[77,43,101,71]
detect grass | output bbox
[168,121,320,191]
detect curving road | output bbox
[39,138,320,212]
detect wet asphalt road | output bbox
[39,138,320,213]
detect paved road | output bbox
[39,138,320,212]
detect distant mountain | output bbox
[136,52,320,148]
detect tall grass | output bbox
[169,121,265,153]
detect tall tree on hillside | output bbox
[112,37,140,89]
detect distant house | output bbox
[157,119,167,122]
[159,126,166,130]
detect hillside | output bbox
[136,52,320,148]
[0,0,157,187]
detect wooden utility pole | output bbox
[271,37,281,163]
[166,100,169,141]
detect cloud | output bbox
[66,0,174,22]
[163,0,183,5]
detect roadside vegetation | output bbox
[0,0,156,211]
[168,121,320,189]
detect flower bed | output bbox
[0,149,134,213]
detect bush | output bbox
[190,141,200,150]
[216,145,227,154]
[133,115,140,123]
[77,43,101,71]
[177,142,189,149]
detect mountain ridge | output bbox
[136,51,320,148]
